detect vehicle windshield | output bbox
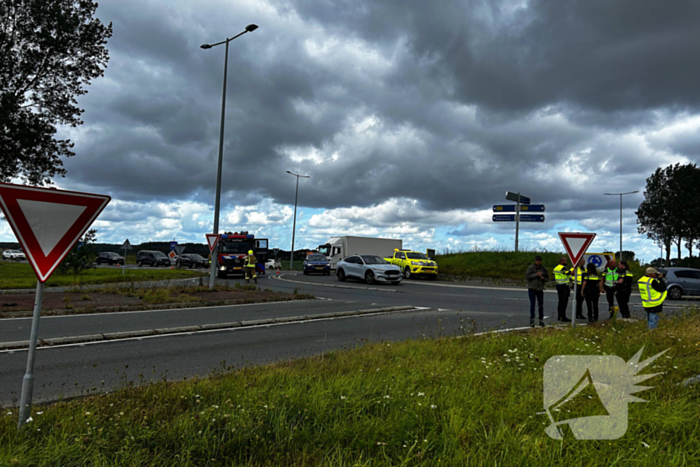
[153,251,168,259]
[220,240,254,254]
[307,255,327,262]
[107,252,119,257]
[190,254,204,260]
[318,245,330,256]
[361,255,388,265]
[407,253,428,260]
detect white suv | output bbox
[2,249,26,261]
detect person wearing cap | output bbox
[244,249,257,284]
[526,255,549,327]
[638,267,667,329]
[569,258,586,320]
[603,259,620,319]
[614,261,634,318]
[553,256,572,322]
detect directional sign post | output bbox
[493,214,516,222]
[518,204,545,212]
[120,239,133,275]
[519,214,545,222]
[0,183,110,428]
[495,193,545,251]
[558,232,597,329]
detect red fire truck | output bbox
[216,231,269,278]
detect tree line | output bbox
[637,163,700,266]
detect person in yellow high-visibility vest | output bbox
[638,267,667,330]
[553,256,572,322]
[244,250,257,284]
[569,258,586,320]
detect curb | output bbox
[0,306,419,350]
[272,274,398,292]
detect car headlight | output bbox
[219,266,226,271]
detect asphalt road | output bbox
[0,273,693,407]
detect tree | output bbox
[0,0,112,185]
[637,163,700,265]
[57,228,97,281]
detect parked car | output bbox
[136,250,171,267]
[95,251,125,265]
[265,259,281,271]
[303,254,331,275]
[2,249,25,261]
[336,255,402,285]
[384,249,438,280]
[176,254,208,269]
[657,267,700,300]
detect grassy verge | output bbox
[435,250,646,282]
[1,312,698,465]
[0,262,206,289]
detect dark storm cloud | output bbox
[59,0,699,220]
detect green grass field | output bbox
[0,262,206,289]
[434,250,645,282]
[1,311,697,465]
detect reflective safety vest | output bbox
[569,266,585,286]
[244,255,256,268]
[604,267,619,287]
[553,265,570,285]
[638,276,667,309]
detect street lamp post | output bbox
[286,171,310,270]
[604,190,639,261]
[201,24,258,289]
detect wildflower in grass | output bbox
[430,405,437,409]
[417,392,424,397]
[340,396,347,400]
[26,417,33,423]
[85,412,90,415]
[36,411,43,415]
[6,411,11,415]
[641,441,650,448]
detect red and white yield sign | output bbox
[558,232,597,267]
[0,183,110,282]
[206,233,219,253]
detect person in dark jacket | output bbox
[614,261,634,318]
[525,255,549,328]
[581,263,604,322]
[570,258,586,320]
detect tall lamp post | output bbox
[604,190,639,261]
[286,171,310,270]
[201,24,258,289]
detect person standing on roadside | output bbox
[526,255,549,328]
[581,263,604,322]
[615,261,634,318]
[244,249,258,284]
[553,256,572,322]
[570,258,586,320]
[638,267,667,330]
[603,259,620,319]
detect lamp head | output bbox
[246,24,259,32]
[200,44,212,49]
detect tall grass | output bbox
[1,311,698,466]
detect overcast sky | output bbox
[4,0,700,262]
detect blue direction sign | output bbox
[519,204,545,212]
[170,241,177,250]
[493,204,516,212]
[505,191,531,205]
[493,214,516,222]
[520,214,545,222]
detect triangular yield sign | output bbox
[0,183,110,282]
[558,232,597,267]
[206,233,219,252]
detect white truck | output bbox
[317,236,403,270]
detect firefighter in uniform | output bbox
[638,267,667,330]
[244,250,257,284]
[570,258,586,320]
[553,256,572,322]
[603,259,620,319]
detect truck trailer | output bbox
[317,236,402,270]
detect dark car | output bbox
[96,251,125,265]
[303,254,331,275]
[136,250,170,267]
[656,267,700,300]
[177,254,208,269]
